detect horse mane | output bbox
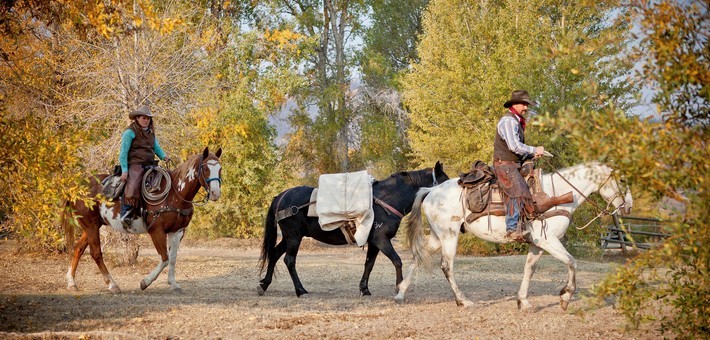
[550,162,612,184]
[171,153,202,180]
[373,168,429,189]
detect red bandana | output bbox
[509,107,526,131]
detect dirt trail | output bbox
[0,238,660,339]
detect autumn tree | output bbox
[0,0,286,249]
[354,0,429,177]
[260,0,369,181]
[0,0,146,250]
[403,0,636,172]
[187,19,308,238]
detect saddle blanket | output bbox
[315,170,374,246]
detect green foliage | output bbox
[361,0,429,89]
[402,0,634,173]
[457,234,528,256]
[546,1,709,336]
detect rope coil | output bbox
[142,166,171,205]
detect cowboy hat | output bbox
[503,90,536,108]
[128,105,153,119]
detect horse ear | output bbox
[215,147,222,158]
[435,161,443,174]
[203,147,209,159]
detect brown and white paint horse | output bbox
[64,147,222,293]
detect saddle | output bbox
[101,163,171,213]
[458,160,574,225]
[101,165,125,200]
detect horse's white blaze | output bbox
[99,203,148,234]
[398,162,632,310]
[206,160,221,201]
[177,179,186,191]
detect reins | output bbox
[540,158,627,230]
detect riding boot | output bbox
[506,220,529,242]
[120,204,134,226]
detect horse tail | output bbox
[258,195,279,275]
[62,202,75,254]
[404,187,434,270]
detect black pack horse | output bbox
[258,162,448,297]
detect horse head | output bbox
[198,147,223,201]
[597,166,633,215]
[432,161,448,185]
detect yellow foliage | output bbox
[263,29,306,53]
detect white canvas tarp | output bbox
[315,170,374,246]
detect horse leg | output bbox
[535,236,577,310]
[517,244,544,310]
[358,244,380,296]
[66,230,89,291]
[166,229,185,293]
[258,239,287,295]
[283,237,308,297]
[394,233,442,303]
[84,225,121,293]
[373,238,404,294]
[439,235,473,307]
[141,228,169,291]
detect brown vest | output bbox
[127,123,156,166]
[493,113,525,162]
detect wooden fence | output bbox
[600,214,672,252]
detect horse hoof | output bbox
[457,299,474,308]
[171,287,183,294]
[67,285,79,292]
[518,299,533,311]
[140,279,148,291]
[360,290,372,296]
[394,295,405,304]
[560,298,569,311]
[257,285,265,296]
[109,286,122,294]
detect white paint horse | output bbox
[394,162,632,310]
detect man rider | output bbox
[493,90,545,242]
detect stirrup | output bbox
[506,229,527,242]
[120,207,133,227]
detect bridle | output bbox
[546,163,629,230]
[197,155,222,200]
